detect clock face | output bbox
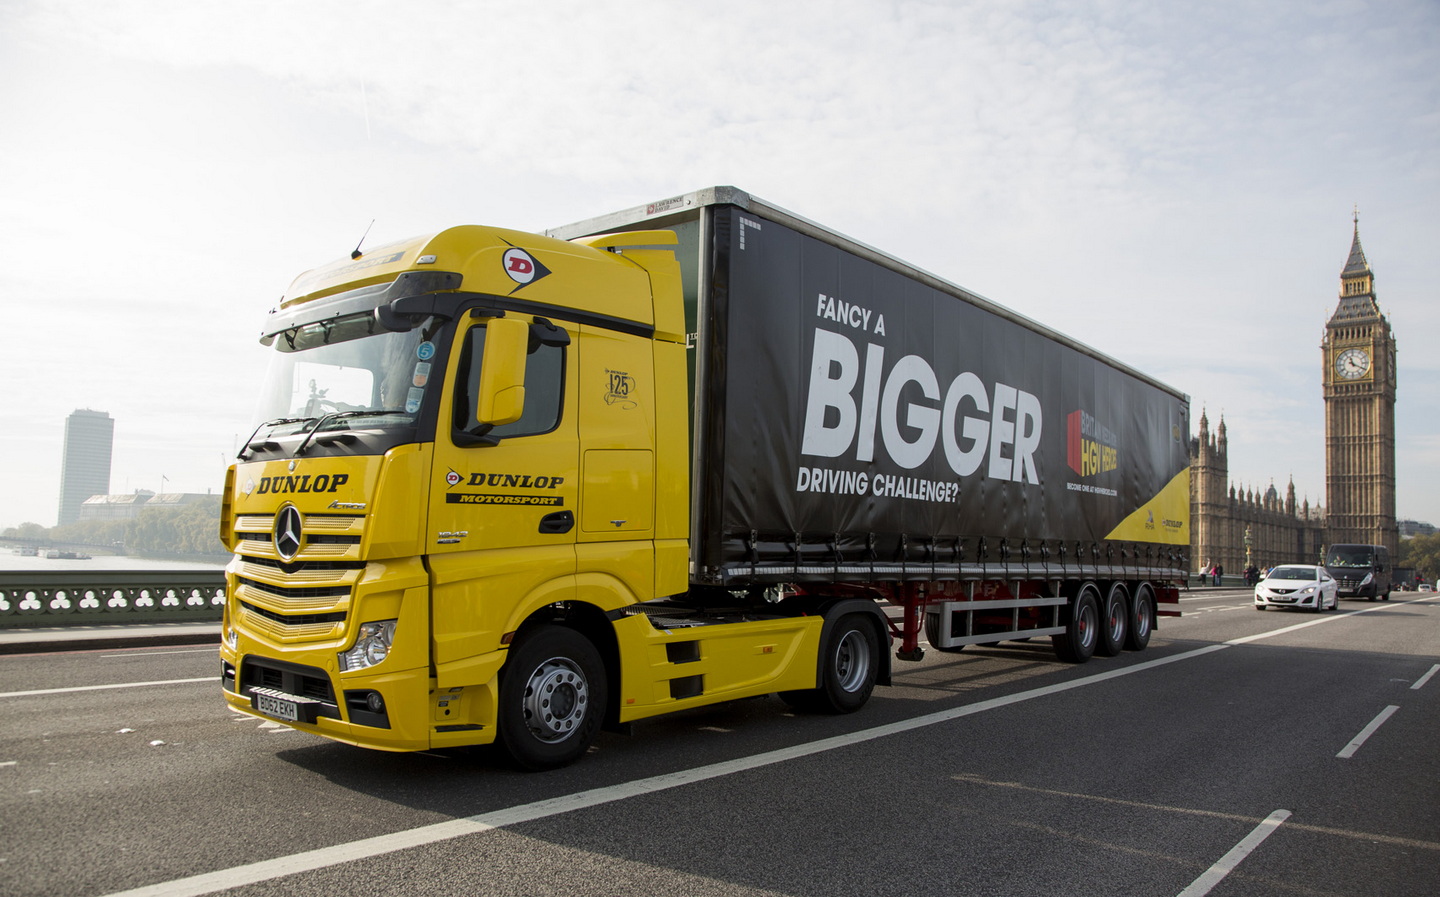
[1335,347,1371,380]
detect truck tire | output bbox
[785,614,880,714]
[1096,583,1129,657]
[1052,586,1099,664]
[497,625,607,771]
[1125,585,1154,651]
[924,611,966,653]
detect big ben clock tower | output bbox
[1321,213,1398,555]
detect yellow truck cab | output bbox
[220,221,881,769]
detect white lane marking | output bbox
[97,595,1431,897]
[100,642,1232,897]
[1225,594,1432,646]
[0,760,17,767]
[0,678,211,699]
[1337,705,1400,759]
[1176,809,1292,897]
[1413,664,1439,690]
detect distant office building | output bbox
[78,490,154,521]
[1399,519,1436,538]
[77,490,220,521]
[57,409,114,526]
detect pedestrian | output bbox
[1213,564,1223,586]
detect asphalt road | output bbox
[2,588,1437,897]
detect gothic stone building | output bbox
[1189,218,1398,574]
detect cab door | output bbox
[426,313,579,682]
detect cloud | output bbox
[0,0,1436,527]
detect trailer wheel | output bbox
[1125,585,1154,651]
[1052,586,1099,664]
[1095,583,1129,657]
[497,625,607,771]
[924,612,966,653]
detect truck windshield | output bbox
[1326,548,1374,568]
[248,311,440,440]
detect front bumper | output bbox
[1254,589,1325,609]
[223,653,441,751]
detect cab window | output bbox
[453,324,565,439]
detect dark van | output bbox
[1324,544,1392,601]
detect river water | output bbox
[0,553,227,573]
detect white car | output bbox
[1420,583,1434,592]
[1255,565,1339,613]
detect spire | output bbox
[1342,208,1371,278]
[1331,209,1380,324]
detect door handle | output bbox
[539,510,574,534]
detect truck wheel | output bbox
[497,625,607,771]
[1125,585,1154,651]
[786,614,880,714]
[1052,586,1099,664]
[924,612,966,653]
[1095,583,1129,657]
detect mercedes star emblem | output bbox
[274,505,303,560]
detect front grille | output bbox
[237,577,351,602]
[307,534,361,545]
[240,599,347,626]
[244,557,366,574]
[242,658,336,704]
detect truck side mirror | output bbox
[476,316,528,425]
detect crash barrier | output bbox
[0,569,226,627]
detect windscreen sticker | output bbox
[417,341,436,361]
[405,387,424,414]
[412,362,431,387]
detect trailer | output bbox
[548,187,1191,661]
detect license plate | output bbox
[256,693,300,722]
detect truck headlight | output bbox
[1360,573,1374,586]
[338,620,397,672]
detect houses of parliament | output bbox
[1189,216,1398,573]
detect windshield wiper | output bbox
[294,410,409,456]
[238,417,317,460]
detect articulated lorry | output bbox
[220,187,1191,769]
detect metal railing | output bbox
[0,570,226,628]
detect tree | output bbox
[127,502,226,557]
[1399,533,1440,585]
[2,522,49,541]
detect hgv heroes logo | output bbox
[799,292,1041,490]
[1066,409,1119,477]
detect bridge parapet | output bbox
[0,570,225,627]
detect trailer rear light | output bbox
[338,620,397,672]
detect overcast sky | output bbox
[1,0,1436,532]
